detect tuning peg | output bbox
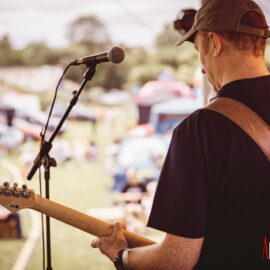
[4,189,12,196]
[3,182,10,188]
[13,183,18,189]
[21,184,30,198]
[13,191,20,197]
[22,191,30,199]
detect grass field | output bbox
[0,105,163,270]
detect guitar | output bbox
[0,182,155,248]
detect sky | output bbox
[0,0,200,49]
[0,0,270,50]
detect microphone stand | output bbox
[27,64,97,270]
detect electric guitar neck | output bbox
[0,183,155,248]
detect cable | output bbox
[37,62,72,269]
[42,63,73,139]
[110,0,156,32]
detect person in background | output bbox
[174,8,197,35]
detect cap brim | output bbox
[175,28,197,46]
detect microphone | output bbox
[71,47,125,66]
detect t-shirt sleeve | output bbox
[147,113,207,238]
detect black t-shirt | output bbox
[148,76,270,269]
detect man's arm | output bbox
[91,222,204,270]
[128,233,204,270]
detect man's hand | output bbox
[91,221,128,261]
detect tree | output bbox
[0,35,23,66]
[155,23,180,49]
[0,37,60,66]
[67,15,111,51]
[154,23,200,85]
[65,15,116,87]
[21,42,60,65]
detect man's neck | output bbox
[219,55,269,89]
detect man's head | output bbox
[176,0,269,47]
[176,0,270,90]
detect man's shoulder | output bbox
[174,107,228,135]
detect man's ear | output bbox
[208,32,222,57]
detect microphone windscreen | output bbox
[108,47,125,64]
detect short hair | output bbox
[201,11,267,57]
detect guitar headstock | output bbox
[0,182,36,213]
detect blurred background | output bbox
[0,0,270,269]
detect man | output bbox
[91,0,270,269]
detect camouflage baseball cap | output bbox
[176,0,270,46]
